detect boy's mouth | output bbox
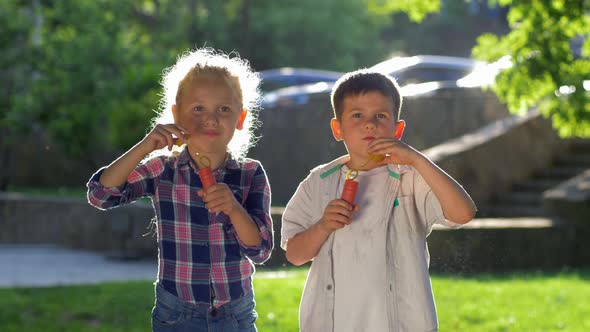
[363,136,376,141]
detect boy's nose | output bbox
[364,119,377,130]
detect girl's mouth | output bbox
[363,136,376,141]
[202,130,219,137]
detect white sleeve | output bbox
[413,170,463,230]
[280,174,319,250]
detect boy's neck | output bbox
[346,156,382,171]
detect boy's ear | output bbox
[236,109,247,130]
[172,105,179,123]
[330,118,343,141]
[394,120,406,139]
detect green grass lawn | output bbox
[1,268,589,331]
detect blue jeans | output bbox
[151,284,258,332]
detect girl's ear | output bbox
[236,109,247,130]
[330,118,343,141]
[172,105,179,123]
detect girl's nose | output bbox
[203,112,219,127]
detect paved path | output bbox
[0,244,157,288]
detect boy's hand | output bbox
[198,183,241,216]
[318,199,357,234]
[367,137,419,166]
[139,123,189,154]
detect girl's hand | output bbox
[139,123,189,153]
[367,137,419,166]
[198,184,241,216]
[317,199,357,234]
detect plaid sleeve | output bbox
[86,157,166,210]
[237,161,274,264]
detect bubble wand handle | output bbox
[341,169,359,205]
[174,135,216,190]
[198,166,216,190]
[194,153,216,190]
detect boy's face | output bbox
[172,74,247,155]
[331,91,398,162]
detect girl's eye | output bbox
[193,106,205,112]
[352,113,362,118]
[376,113,387,119]
[219,106,231,113]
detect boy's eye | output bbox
[352,113,362,118]
[193,106,205,112]
[219,106,231,113]
[376,113,387,119]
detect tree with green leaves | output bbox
[373,0,590,137]
[473,0,590,137]
[0,0,394,189]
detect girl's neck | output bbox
[187,146,228,170]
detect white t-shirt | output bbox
[333,165,391,332]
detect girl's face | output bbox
[173,74,246,156]
[331,91,398,166]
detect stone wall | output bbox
[423,109,566,205]
[2,193,588,271]
[0,193,157,259]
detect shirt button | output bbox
[326,284,332,290]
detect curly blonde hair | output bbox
[150,47,261,160]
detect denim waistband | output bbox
[155,283,254,318]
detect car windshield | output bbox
[260,68,342,92]
[370,56,480,85]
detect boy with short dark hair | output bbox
[281,69,476,331]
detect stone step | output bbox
[496,191,542,205]
[476,204,545,218]
[511,179,562,192]
[554,155,590,168]
[533,166,587,180]
[567,138,590,152]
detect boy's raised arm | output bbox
[411,153,477,224]
[369,137,477,224]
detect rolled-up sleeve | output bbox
[86,158,164,210]
[238,162,274,264]
[413,170,463,230]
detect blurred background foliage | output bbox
[473,0,590,137]
[1,0,589,190]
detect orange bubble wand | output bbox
[195,154,216,189]
[341,169,359,205]
[174,134,216,190]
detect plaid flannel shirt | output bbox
[87,148,273,307]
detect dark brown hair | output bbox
[330,69,402,120]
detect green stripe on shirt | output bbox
[388,169,400,179]
[320,164,344,179]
